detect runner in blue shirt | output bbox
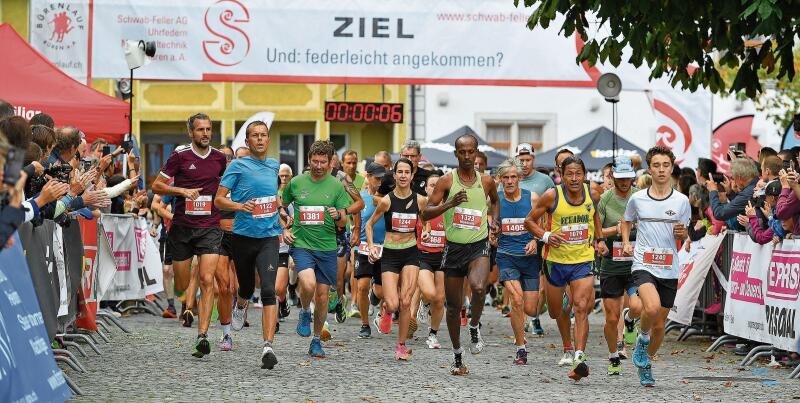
[214,121,283,370]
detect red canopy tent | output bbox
[0,23,129,143]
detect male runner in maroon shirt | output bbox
[152,113,228,358]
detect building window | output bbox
[518,125,543,150]
[486,124,511,151]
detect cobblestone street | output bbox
[67,305,797,402]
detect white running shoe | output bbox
[468,326,484,354]
[426,333,441,349]
[558,350,575,366]
[416,303,430,325]
[231,301,248,331]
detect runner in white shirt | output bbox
[621,146,691,387]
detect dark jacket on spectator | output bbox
[709,177,758,230]
[0,205,25,246]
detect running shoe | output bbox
[460,306,468,327]
[514,349,528,365]
[531,317,544,336]
[358,324,371,338]
[426,333,441,349]
[191,335,210,358]
[279,300,290,319]
[261,345,278,369]
[181,310,194,328]
[378,307,392,334]
[450,355,469,376]
[633,335,651,369]
[275,321,280,333]
[638,364,655,387]
[296,309,312,337]
[417,303,430,325]
[395,343,411,361]
[162,306,177,319]
[607,357,621,375]
[568,352,589,381]
[321,321,332,341]
[623,308,637,345]
[308,338,325,358]
[558,349,575,366]
[501,305,511,317]
[327,291,338,313]
[219,334,233,352]
[348,302,361,318]
[253,300,263,309]
[484,295,493,306]
[392,311,399,324]
[468,326,484,354]
[617,341,628,360]
[335,295,348,323]
[231,301,248,331]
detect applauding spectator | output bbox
[707,158,759,230]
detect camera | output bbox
[711,172,725,184]
[121,140,134,154]
[3,146,26,185]
[44,164,73,183]
[727,143,746,161]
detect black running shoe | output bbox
[279,300,290,319]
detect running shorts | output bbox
[290,247,338,286]
[381,245,420,274]
[544,261,593,288]
[159,239,173,265]
[632,270,678,308]
[278,252,290,268]
[599,273,637,299]
[355,254,382,286]
[419,251,444,272]
[219,230,234,257]
[167,225,223,262]
[497,252,541,292]
[441,238,490,278]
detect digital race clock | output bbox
[324,101,404,123]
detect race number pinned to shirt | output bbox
[299,206,325,225]
[560,223,589,244]
[252,196,278,219]
[358,241,384,257]
[391,212,417,232]
[501,218,526,236]
[186,195,212,216]
[421,230,446,249]
[643,247,673,267]
[612,241,633,262]
[453,207,482,230]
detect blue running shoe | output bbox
[296,310,312,337]
[638,364,655,387]
[633,335,651,369]
[308,338,325,358]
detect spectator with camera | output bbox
[706,157,759,230]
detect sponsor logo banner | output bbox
[29,0,90,83]
[723,234,800,352]
[99,215,163,301]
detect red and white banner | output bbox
[651,88,712,169]
[723,234,800,352]
[75,217,100,330]
[29,0,91,84]
[98,215,163,301]
[668,233,726,325]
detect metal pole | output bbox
[410,85,416,140]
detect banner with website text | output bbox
[98,215,163,301]
[723,234,800,352]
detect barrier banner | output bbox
[61,220,84,326]
[0,233,73,402]
[723,234,800,352]
[668,233,726,325]
[99,215,163,301]
[75,217,99,331]
[52,223,69,319]
[18,221,59,340]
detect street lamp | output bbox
[121,40,155,176]
[597,72,622,163]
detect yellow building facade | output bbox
[1,0,407,184]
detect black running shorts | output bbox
[441,238,490,278]
[167,225,223,262]
[355,254,382,285]
[631,270,678,308]
[381,245,420,274]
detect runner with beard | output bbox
[152,113,227,358]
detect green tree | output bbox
[515,0,798,99]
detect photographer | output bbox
[706,157,759,230]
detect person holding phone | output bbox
[706,158,759,230]
[620,146,691,387]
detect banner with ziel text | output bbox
[87,0,593,85]
[723,234,799,352]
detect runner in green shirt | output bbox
[282,140,359,358]
[423,134,500,376]
[597,156,643,376]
